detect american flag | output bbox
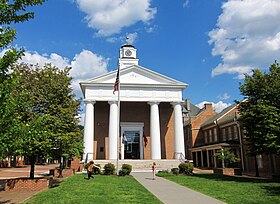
[113,68,119,94]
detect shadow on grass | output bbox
[49,178,63,188]
[193,173,275,184]
[193,173,280,197]
[262,186,280,196]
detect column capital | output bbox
[108,101,118,105]
[148,101,160,106]
[84,99,96,105]
[170,101,184,107]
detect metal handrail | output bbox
[174,152,193,163]
[85,153,94,164]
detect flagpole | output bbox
[116,63,121,175]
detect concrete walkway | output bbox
[131,172,225,204]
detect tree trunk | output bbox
[12,155,17,167]
[29,156,35,179]
[254,155,260,177]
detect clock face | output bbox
[125,49,132,56]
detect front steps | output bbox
[89,159,182,172]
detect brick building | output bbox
[183,101,216,160]
[185,103,280,177]
[80,43,187,161]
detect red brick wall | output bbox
[49,168,75,177]
[184,104,216,157]
[159,102,174,159]
[94,101,174,160]
[1,178,49,191]
[70,157,81,172]
[94,101,110,160]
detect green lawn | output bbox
[157,172,280,204]
[24,174,162,204]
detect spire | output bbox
[126,36,129,45]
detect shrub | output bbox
[93,164,101,174]
[118,169,130,176]
[158,170,169,174]
[178,162,193,175]
[121,164,132,175]
[103,163,115,175]
[156,170,172,177]
[171,168,179,175]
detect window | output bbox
[209,129,212,143]
[222,128,226,141]
[228,126,233,140]
[233,125,238,139]
[214,128,217,142]
[204,131,208,143]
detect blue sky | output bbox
[6,0,280,113]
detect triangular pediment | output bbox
[81,65,187,87]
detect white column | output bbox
[213,150,217,168]
[171,102,185,159]
[201,150,204,167]
[148,101,161,160]
[83,99,95,162]
[108,101,118,160]
[206,150,210,168]
[195,152,199,167]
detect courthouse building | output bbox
[80,44,188,161]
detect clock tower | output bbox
[119,39,139,69]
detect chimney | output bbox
[204,103,213,110]
[185,99,190,111]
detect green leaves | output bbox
[214,148,240,168]
[0,62,83,165]
[0,0,46,77]
[238,61,280,155]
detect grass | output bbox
[24,174,162,204]
[157,172,280,204]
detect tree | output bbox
[0,0,46,76]
[214,148,240,168]
[0,0,46,163]
[2,63,83,178]
[238,61,280,176]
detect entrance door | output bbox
[121,122,144,160]
[123,131,140,159]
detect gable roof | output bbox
[201,103,236,127]
[80,65,188,96]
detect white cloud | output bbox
[196,101,231,113]
[217,93,230,100]
[183,0,189,8]
[106,32,138,44]
[75,0,157,36]
[145,26,155,33]
[78,113,85,126]
[126,32,138,44]
[209,0,280,77]
[17,50,109,97]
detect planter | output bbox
[214,168,242,176]
[49,168,75,177]
[0,177,50,191]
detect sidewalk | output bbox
[131,172,225,204]
[0,165,58,204]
